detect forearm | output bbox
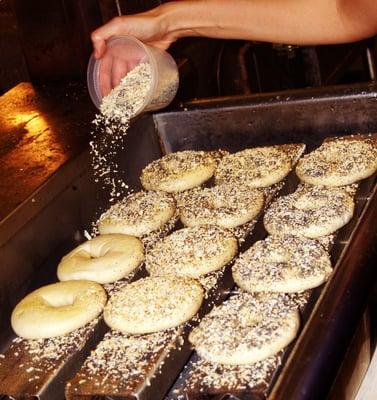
[160,0,377,45]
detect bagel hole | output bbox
[94,248,110,258]
[84,246,110,259]
[41,293,76,308]
[295,196,327,210]
[239,309,261,328]
[268,252,289,264]
[213,198,228,209]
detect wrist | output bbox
[156,0,252,42]
[157,1,212,41]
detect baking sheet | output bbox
[0,83,376,399]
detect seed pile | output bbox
[140,211,178,250]
[103,272,139,297]
[0,319,99,385]
[174,354,280,395]
[72,328,181,394]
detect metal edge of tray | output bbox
[176,82,377,111]
[153,82,377,155]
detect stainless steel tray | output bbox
[0,82,376,400]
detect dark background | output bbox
[0,0,376,100]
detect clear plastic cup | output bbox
[87,35,179,116]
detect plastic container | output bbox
[87,35,179,116]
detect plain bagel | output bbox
[57,234,144,284]
[11,280,107,339]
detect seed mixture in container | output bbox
[90,63,153,202]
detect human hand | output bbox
[91,6,176,60]
[91,6,177,97]
[97,38,148,97]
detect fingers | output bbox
[91,17,125,59]
[111,59,129,88]
[91,10,175,58]
[91,30,107,59]
[99,54,113,97]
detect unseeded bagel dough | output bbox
[11,280,107,339]
[57,234,144,284]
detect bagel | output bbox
[57,234,144,284]
[176,184,264,229]
[104,276,204,334]
[146,225,238,278]
[98,190,176,237]
[189,292,300,365]
[11,280,106,339]
[232,235,332,293]
[296,138,377,186]
[215,146,291,188]
[140,150,217,192]
[263,185,354,238]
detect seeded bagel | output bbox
[141,150,217,192]
[264,185,354,238]
[98,190,176,237]
[146,225,238,278]
[177,184,264,229]
[296,138,377,186]
[189,292,300,365]
[104,276,204,334]
[215,146,292,188]
[233,235,332,293]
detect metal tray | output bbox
[0,82,376,400]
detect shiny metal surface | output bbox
[0,82,95,221]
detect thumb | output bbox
[91,17,126,58]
